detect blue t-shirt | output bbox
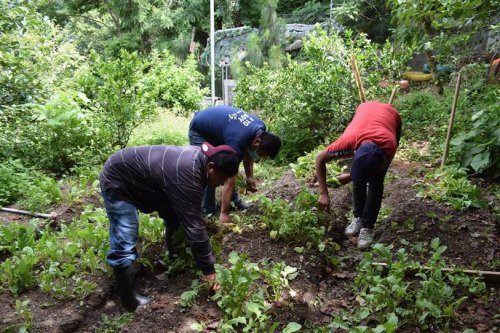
[189,106,266,159]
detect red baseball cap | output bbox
[200,142,237,157]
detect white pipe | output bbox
[210,0,215,106]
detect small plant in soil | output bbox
[331,238,486,331]
[416,165,485,211]
[96,312,134,333]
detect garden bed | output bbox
[0,159,499,332]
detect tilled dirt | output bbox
[0,160,499,332]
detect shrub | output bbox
[235,29,413,162]
[449,87,499,178]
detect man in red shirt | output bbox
[316,101,402,249]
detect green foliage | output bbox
[0,159,62,211]
[15,299,34,333]
[393,90,460,143]
[449,87,499,178]
[96,313,134,333]
[147,51,207,117]
[261,260,298,302]
[290,145,344,185]
[180,279,205,307]
[0,207,110,298]
[212,251,298,332]
[258,193,325,248]
[0,222,36,255]
[416,166,485,210]
[332,239,486,331]
[31,91,107,173]
[0,247,38,295]
[77,50,158,148]
[235,29,412,161]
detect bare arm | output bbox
[242,154,257,192]
[316,150,335,212]
[219,176,236,223]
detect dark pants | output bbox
[352,165,388,229]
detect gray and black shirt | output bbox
[100,145,215,274]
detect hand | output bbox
[219,211,231,224]
[336,173,351,185]
[204,273,220,291]
[318,193,330,212]
[245,177,258,193]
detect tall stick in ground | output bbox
[441,72,462,167]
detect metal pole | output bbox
[210,0,216,106]
[330,0,333,32]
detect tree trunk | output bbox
[140,32,152,54]
[423,19,444,95]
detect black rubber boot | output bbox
[113,266,151,312]
[165,228,178,260]
[230,192,252,211]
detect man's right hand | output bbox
[204,273,220,291]
[318,193,330,212]
[219,211,231,224]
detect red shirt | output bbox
[326,101,401,161]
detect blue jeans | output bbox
[101,186,140,268]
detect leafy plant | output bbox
[96,313,134,333]
[258,194,325,248]
[0,159,62,211]
[213,251,271,332]
[15,299,34,333]
[416,165,485,210]
[261,260,298,302]
[450,87,500,178]
[332,239,486,331]
[180,279,205,307]
[291,145,345,186]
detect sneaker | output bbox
[357,228,374,250]
[345,217,362,236]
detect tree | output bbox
[387,0,496,95]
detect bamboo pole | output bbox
[351,54,366,103]
[441,72,462,168]
[388,86,398,104]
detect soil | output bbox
[0,160,499,332]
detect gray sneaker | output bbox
[345,217,362,236]
[358,228,374,250]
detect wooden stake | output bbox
[388,86,398,104]
[441,72,462,168]
[373,262,500,284]
[351,54,366,103]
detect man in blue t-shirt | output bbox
[189,106,282,223]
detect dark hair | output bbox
[258,132,282,159]
[208,151,239,176]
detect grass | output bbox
[128,108,191,146]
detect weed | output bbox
[261,260,298,302]
[15,299,34,333]
[331,239,486,331]
[258,193,325,248]
[96,313,134,333]
[416,165,485,210]
[180,279,205,307]
[290,145,344,185]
